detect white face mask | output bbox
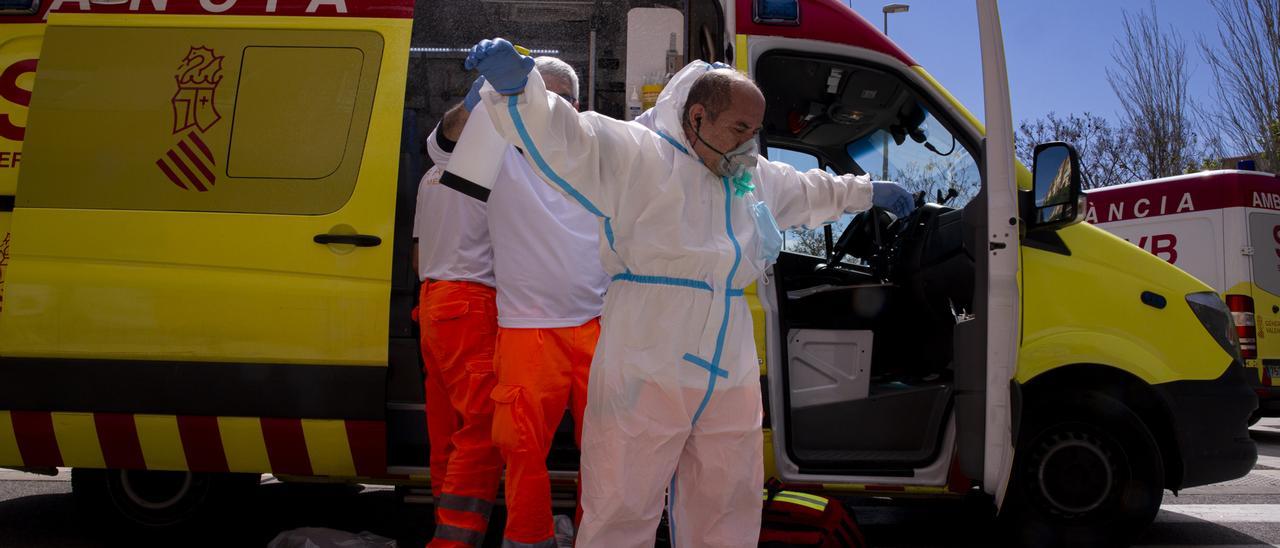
[718,138,759,179]
[693,118,758,179]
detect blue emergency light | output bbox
[754,0,800,25]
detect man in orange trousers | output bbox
[432,56,607,547]
[414,153,503,545]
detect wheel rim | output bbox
[1034,430,1117,516]
[119,470,194,511]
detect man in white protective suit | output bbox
[465,38,915,547]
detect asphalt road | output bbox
[2,419,1278,547]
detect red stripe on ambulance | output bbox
[261,417,312,476]
[345,419,387,477]
[11,411,62,467]
[177,415,229,473]
[7,412,393,476]
[94,413,147,470]
[1086,170,1280,223]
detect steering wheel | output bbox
[827,206,898,277]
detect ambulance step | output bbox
[399,485,434,505]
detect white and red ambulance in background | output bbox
[1088,169,1280,423]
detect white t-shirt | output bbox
[427,125,608,328]
[489,147,610,328]
[414,129,494,286]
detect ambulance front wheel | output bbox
[1002,392,1164,547]
[71,468,259,535]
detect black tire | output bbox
[1002,392,1165,548]
[72,468,259,542]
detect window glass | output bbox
[846,104,979,208]
[229,47,362,180]
[767,147,859,260]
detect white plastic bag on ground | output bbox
[267,527,397,548]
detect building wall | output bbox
[405,0,685,162]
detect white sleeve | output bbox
[425,125,453,167]
[478,70,657,218]
[756,158,875,230]
[632,107,659,131]
[413,172,429,240]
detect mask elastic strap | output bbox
[693,117,730,158]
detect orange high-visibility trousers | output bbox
[490,318,599,546]
[419,280,504,548]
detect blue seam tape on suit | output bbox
[612,272,712,292]
[656,130,690,155]
[690,177,743,426]
[682,353,730,379]
[507,95,617,253]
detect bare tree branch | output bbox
[1016,111,1138,188]
[1106,1,1202,178]
[1200,0,1280,171]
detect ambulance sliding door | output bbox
[0,14,410,422]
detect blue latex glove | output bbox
[463,76,486,112]
[871,181,916,219]
[464,38,535,95]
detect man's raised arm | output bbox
[467,38,651,218]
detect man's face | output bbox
[542,75,579,111]
[689,82,765,176]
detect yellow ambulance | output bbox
[0,0,1257,545]
[1086,169,1280,426]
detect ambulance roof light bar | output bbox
[754,0,799,26]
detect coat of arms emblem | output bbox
[171,46,223,134]
[155,46,223,192]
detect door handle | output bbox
[313,234,382,247]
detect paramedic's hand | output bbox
[464,76,487,112]
[871,181,916,219]
[465,38,534,95]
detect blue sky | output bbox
[844,0,1224,130]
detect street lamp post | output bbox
[881,3,908,181]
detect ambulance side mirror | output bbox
[1027,141,1083,230]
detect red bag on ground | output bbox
[759,486,867,548]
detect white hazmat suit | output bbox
[478,61,878,547]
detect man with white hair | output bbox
[429,56,607,548]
